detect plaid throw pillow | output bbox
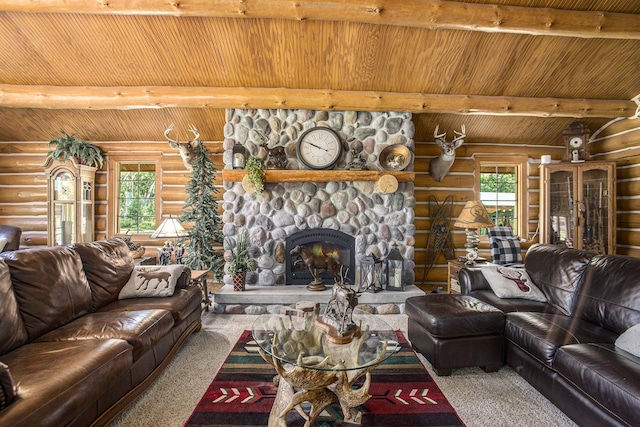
[494,238,523,264]
[488,227,522,265]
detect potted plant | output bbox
[243,155,265,195]
[226,229,256,291]
[47,130,104,168]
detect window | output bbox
[475,155,528,238]
[108,153,161,236]
[118,163,156,233]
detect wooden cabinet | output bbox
[44,158,96,246]
[540,161,615,254]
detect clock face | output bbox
[296,127,342,170]
[569,136,583,148]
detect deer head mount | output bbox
[164,124,200,170]
[428,124,466,182]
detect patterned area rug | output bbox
[185,330,464,427]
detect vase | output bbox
[233,273,245,292]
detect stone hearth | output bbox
[212,285,425,315]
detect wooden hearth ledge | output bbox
[222,169,414,183]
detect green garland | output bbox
[245,155,265,195]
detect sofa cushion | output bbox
[505,312,618,367]
[0,339,132,427]
[1,246,92,340]
[71,239,135,311]
[553,343,640,427]
[0,260,28,355]
[615,324,640,357]
[99,286,202,323]
[481,266,547,302]
[524,244,593,316]
[574,253,640,335]
[469,290,556,314]
[119,265,185,299]
[37,309,174,361]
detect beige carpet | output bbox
[108,313,576,427]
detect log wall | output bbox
[1,120,639,288]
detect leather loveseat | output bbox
[458,244,640,427]
[0,238,203,427]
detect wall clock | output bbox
[563,121,590,162]
[296,127,342,170]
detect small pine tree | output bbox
[179,141,224,279]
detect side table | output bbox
[135,256,156,266]
[447,260,465,294]
[190,270,211,311]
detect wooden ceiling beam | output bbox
[0,0,638,40]
[0,85,635,118]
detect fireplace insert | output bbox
[285,228,355,286]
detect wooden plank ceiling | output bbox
[0,0,639,145]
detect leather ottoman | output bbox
[406,294,505,376]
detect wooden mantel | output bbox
[222,169,415,183]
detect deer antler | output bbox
[188,124,200,142]
[452,125,466,143]
[164,124,179,146]
[433,124,446,141]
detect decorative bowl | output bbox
[379,145,412,171]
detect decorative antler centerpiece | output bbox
[316,266,370,344]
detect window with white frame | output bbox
[475,155,528,238]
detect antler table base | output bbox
[253,313,394,427]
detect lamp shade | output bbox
[454,201,494,229]
[150,216,188,239]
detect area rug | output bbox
[185,330,465,427]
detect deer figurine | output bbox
[428,124,466,182]
[164,124,201,170]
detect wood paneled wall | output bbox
[1,120,639,287]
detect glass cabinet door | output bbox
[53,172,76,245]
[581,168,611,254]
[548,169,576,248]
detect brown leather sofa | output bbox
[0,238,203,427]
[457,244,640,427]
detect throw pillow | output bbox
[615,324,640,357]
[0,237,7,252]
[118,265,185,299]
[482,266,547,302]
[493,237,523,265]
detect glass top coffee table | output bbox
[252,312,398,426]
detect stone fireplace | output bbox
[220,108,416,291]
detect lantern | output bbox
[385,242,405,291]
[358,255,384,293]
[232,141,246,169]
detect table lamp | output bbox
[454,201,493,265]
[150,215,188,264]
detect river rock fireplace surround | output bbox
[219,108,418,307]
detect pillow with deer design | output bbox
[119,265,185,299]
[481,266,547,302]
